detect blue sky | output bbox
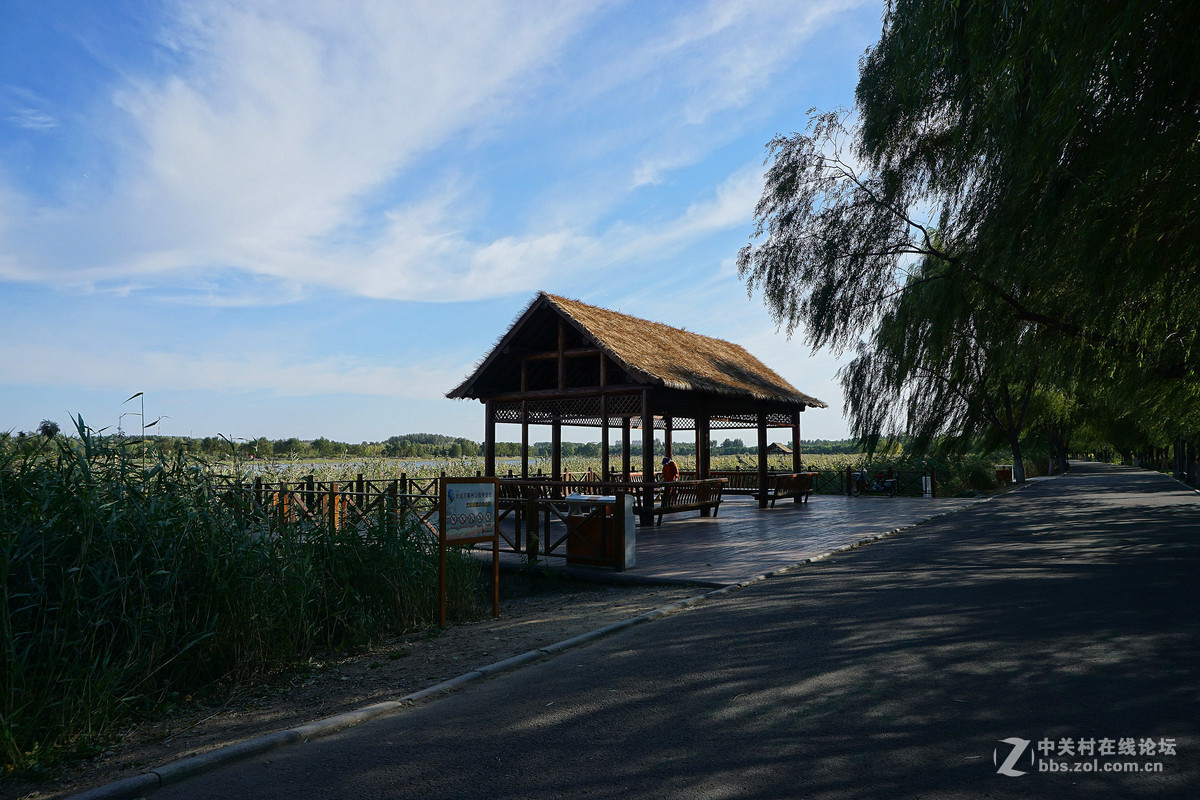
[1,0,882,445]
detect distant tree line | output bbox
[4,427,862,460]
[158,433,490,460]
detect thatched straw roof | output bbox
[546,294,825,406]
[449,292,826,408]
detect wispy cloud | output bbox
[7,107,59,129]
[0,0,875,441]
[2,85,61,129]
[619,0,865,187]
[0,0,866,307]
[0,1,596,293]
[0,339,467,400]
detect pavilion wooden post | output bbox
[640,390,654,526]
[520,400,529,479]
[757,410,769,509]
[485,401,497,477]
[621,417,631,480]
[551,420,562,494]
[554,318,565,491]
[697,414,711,516]
[664,416,673,459]
[791,409,802,472]
[600,395,611,482]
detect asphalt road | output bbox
[154,462,1199,799]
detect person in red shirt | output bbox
[661,456,679,482]
[660,456,680,507]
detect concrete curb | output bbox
[1163,471,1200,495]
[62,597,716,800]
[63,495,993,800]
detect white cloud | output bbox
[217,159,765,303]
[668,0,844,123]
[0,340,467,400]
[0,1,595,289]
[0,0,870,307]
[7,107,59,129]
[620,0,865,187]
[613,161,763,258]
[2,85,61,129]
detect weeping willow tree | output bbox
[738,0,1200,457]
[840,257,1044,481]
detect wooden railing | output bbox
[211,462,938,552]
[678,469,809,496]
[495,479,633,569]
[841,467,938,497]
[212,473,447,535]
[680,467,939,497]
[495,477,725,563]
[812,470,847,495]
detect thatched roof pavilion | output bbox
[448,292,826,514]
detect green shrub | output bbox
[0,420,478,774]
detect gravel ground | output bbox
[9,576,706,800]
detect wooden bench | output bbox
[702,470,815,505]
[765,472,816,507]
[708,470,759,495]
[635,479,725,525]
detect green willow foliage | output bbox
[1,420,479,773]
[739,0,1200,456]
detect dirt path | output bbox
[12,579,705,800]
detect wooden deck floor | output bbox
[488,493,986,587]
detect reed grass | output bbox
[0,419,479,776]
[222,449,1009,497]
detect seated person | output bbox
[661,456,680,482]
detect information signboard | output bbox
[438,477,499,627]
[443,481,496,541]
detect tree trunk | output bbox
[998,384,1026,483]
[1009,431,1027,483]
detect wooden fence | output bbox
[212,472,642,569]
[680,466,939,497]
[213,462,942,540]
[213,473,445,535]
[494,479,633,568]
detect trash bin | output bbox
[995,465,1013,484]
[564,494,636,569]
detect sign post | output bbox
[438,476,500,628]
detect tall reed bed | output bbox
[237,454,813,484]
[0,421,479,775]
[232,451,1007,496]
[225,455,491,483]
[693,452,1004,496]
